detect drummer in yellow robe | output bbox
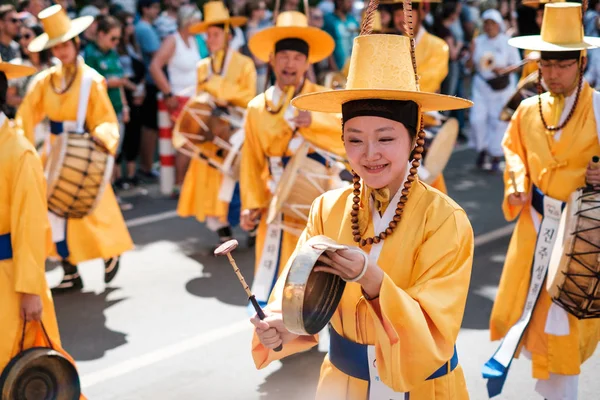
[176,1,256,246]
[0,57,63,377]
[250,27,475,399]
[483,4,600,399]
[239,10,345,308]
[16,5,133,294]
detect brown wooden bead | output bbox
[415,146,424,153]
[403,181,412,189]
[353,197,360,204]
[400,196,408,203]
[351,217,359,224]
[373,236,380,244]
[360,239,367,247]
[352,203,359,211]
[389,221,397,229]
[416,138,425,146]
[366,237,373,245]
[412,160,420,168]
[353,189,360,196]
[413,153,422,161]
[395,208,403,215]
[379,232,387,240]
[352,230,360,236]
[393,215,402,222]
[410,167,418,175]
[354,235,362,242]
[401,189,410,196]
[351,210,359,217]
[407,174,416,182]
[353,182,361,189]
[418,130,426,138]
[386,227,393,235]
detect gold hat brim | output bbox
[508,35,600,51]
[248,26,335,63]
[188,16,248,34]
[28,15,94,53]
[0,62,37,79]
[291,89,473,113]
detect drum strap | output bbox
[591,89,600,145]
[483,188,565,398]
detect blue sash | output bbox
[0,233,12,260]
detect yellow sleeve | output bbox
[365,210,473,392]
[501,107,529,221]
[300,110,346,160]
[15,73,46,146]
[240,106,269,210]
[11,148,48,295]
[200,59,257,108]
[87,77,120,156]
[419,41,449,94]
[251,195,324,368]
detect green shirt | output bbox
[83,42,124,113]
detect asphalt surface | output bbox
[44,145,599,400]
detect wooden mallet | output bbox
[214,239,283,352]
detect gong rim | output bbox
[0,347,80,400]
[282,235,346,335]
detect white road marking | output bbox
[474,224,515,247]
[126,210,179,228]
[81,320,251,389]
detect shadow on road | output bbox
[53,287,128,361]
[185,240,258,307]
[257,347,324,400]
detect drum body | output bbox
[500,70,539,122]
[266,142,345,236]
[547,188,600,319]
[45,133,114,219]
[173,93,244,178]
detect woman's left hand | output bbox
[314,249,365,281]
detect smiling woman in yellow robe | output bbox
[250,31,475,399]
[15,5,133,293]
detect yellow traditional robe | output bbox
[520,50,538,82]
[252,180,474,399]
[241,80,346,280]
[176,50,257,224]
[16,59,133,264]
[492,82,600,379]
[0,118,61,371]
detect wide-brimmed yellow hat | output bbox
[248,11,334,64]
[522,0,565,9]
[291,34,472,113]
[28,5,94,53]
[0,58,37,79]
[509,3,600,51]
[189,1,247,34]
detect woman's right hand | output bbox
[250,311,298,350]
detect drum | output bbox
[500,70,540,121]
[321,71,347,90]
[547,187,600,319]
[173,92,244,178]
[45,132,114,219]
[266,141,346,236]
[282,235,363,335]
[419,117,459,185]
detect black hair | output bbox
[0,71,9,116]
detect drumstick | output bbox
[509,170,519,193]
[214,240,283,352]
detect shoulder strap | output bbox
[592,89,600,145]
[76,67,94,133]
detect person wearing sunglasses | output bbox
[83,14,132,210]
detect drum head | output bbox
[282,235,346,335]
[421,117,459,184]
[0,348,80,400]
[266,141,311,224]
[173,93,216,147]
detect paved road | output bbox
[45,146,599,400]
